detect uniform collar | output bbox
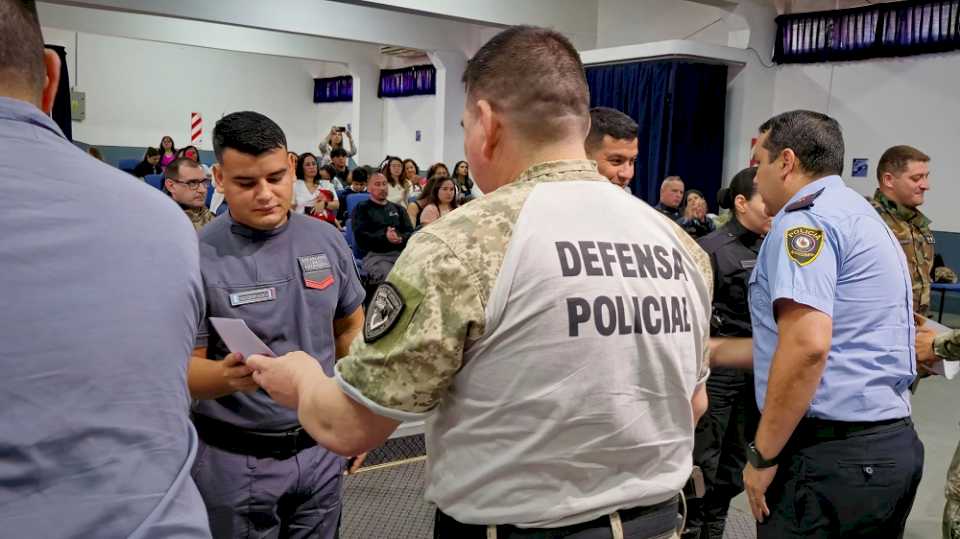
[779,175,842,217]
[514,159,605,184]
[872,189,930,228]
[0,96,66,140]
[726,217,762,247]
[228,210,291,240]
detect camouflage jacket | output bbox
[337,160,712,415]
[871,189,936,313]
[183,206,215,232]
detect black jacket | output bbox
[697,218,762,338]
[352,199,413,254]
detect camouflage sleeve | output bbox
[935,329,960,362]
[334,231,485,421]
[670,220,713,385]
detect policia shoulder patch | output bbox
[364,282,405,343]
[785,226,824,266]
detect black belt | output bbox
[436,495,679,537]
[795,417,910,441]
[192,414,317,460]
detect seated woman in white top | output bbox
[381,156,410,206]
[419,176,459,227]
[293,153,340,222]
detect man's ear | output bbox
[476,99,501,162]
[40,48,61,116]
[213,165,225,193]
[780,148,797,178]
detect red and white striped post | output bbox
[191,112,203,145]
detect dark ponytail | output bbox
[720,166,758,210]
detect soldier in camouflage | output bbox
[872,145,956,314]
[164,157,215,231]
[248,25,715,539]
[887,144,960,539]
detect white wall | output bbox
[382,95,436,169]
[41,28,340,155]
[596,0,736,49]
[772,52,960,232]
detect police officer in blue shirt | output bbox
[187,111,366,538]
[742,110,922,538]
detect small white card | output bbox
[209,317,275,360]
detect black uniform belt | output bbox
[796,417,910,441]
[192,414,317,460]
[436,495,679,537]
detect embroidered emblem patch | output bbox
[364,283,405,343]
[785,226,824,266]
[298,254,334,290]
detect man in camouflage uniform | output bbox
[871,145,956,315]
[879,145,960,539]
[165,157,215,231]
[248,25,715,539]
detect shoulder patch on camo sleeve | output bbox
[785,226,825,266]
[364,282,405,343]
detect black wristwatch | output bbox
[747,442,778,469]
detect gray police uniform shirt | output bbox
[0,96,211,537]
[194,212,365,431]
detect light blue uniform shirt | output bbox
[749,175,915,422]
[0,96,211,537]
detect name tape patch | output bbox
[229,287,277,307]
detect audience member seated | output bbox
[337,167,369,223]
[407,175,440,227]
[681,189,715,238]
[176,144,212,178]
[158,135,177,169]
[293,152,338,220]
[427,161,449,179]
[318,125,356,165]
[451,160,475,202]
[419,176,459,227]
[382,155,410,205]
[353,173,413,284]
[329,147,351,187]
[655,175,685,223]
[584,107,638,191]
[132,147,162,178]
[403,158,424,192]
[164,157,215,231]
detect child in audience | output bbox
[132,147,162,177]
[318,125,356,165]
[158,136,177,169]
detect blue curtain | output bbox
[378,64,436,98]
[586,61,728,209]
[775,0,960,64]
[313,76,352,103]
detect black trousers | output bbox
[757,418,924,539]
[434,498,679,539]
[685,369,759,539]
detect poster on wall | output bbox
[852,158,869,178]
[191,112,203,145]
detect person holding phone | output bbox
[318,124,356,165]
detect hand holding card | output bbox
[209,317,275,361]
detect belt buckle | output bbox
[285,428,302,456]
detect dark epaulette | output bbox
[784,187,825,212]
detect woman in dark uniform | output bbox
[684,167,770,539]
